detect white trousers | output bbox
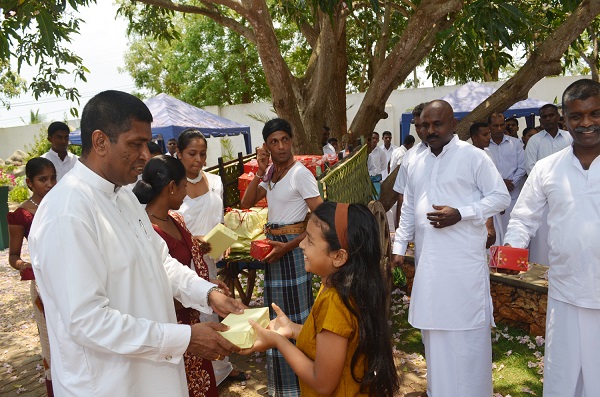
[421,325,492,397]
[544,297,600,397]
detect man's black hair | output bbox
[262,118,293,142]
[48,121,70,138]
[469,122,489,138]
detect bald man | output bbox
[392,100,510,397]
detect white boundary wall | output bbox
[0,75,585,164]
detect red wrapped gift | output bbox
[238,173,254,191]
[244,159,259,174]
[489,246,529,272]
[20,267,35,281]
[250,239,273,261]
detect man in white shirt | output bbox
[389,134,415,173]
[240,118,322,396]
[166,138,178,158]
[392,100,510,397]
[487,113,526,245]
[367,131,387,199]
[524,104,573,265]
[29,90,245,397]
[380,130,397,179]
[41,121,78,181]
[505,79,600,397]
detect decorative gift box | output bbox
[250,239,273,261]
[224,208,268,239]
[219,307,270,348]
[203,224,238,259]
[237,172,254,191]
[489,246,529,272]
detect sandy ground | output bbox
[0,242,426,396]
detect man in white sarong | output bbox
[505,79,600,397]
[487,112,526,245]
[29,90,245,397]
[524,104,572,265]
[392,100,510,397]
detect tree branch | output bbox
[455,0,600,139]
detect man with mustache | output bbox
[28,90,245,397]
[392,100,510,397]
[505,79,600,397]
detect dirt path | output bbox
[0,243,426,396]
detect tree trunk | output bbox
[455,0,600,140]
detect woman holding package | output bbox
[175,128,250,383]
[7,157,57,396]
[134,155,227,397]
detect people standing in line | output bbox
[505,79,600,397]
[524,104,573,266]
[367,131,386,199]
[392,100,510,397]
[240,118,322,397]
[28,90,245,397]
[391,103,429,229]
[41,121,78,182]
[7,157,57,396]
[166,138,179,158]
[175,128,250,384]
[469,122,498,248]
[486,112,526,246]
[380,130,397,180]
[243,202,400,397]
[134,155,224,397]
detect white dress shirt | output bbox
[524,129,572,174]
[29,161,216,397]
[487,135,526,200]
[392,142,428,195]
[367,145,387,177]
[322,143,336,156]
[41,149,78,181]
[389,145,408,173]
[394,136,510,330]
[505,147,600,309]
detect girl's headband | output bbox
[334,203,349,250]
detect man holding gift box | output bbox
[241,118,322,397]
[392,100,510,397]
[28,91,245,397]
[505,79,600,397]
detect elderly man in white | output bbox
[392,100,510,397]
[505,79,600,397]
[29,90,245,397]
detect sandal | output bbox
[226,370,250,382]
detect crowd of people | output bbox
[5,78,599,397]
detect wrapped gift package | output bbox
[489,246,529,272]
[20,267,35,281]
[203,224,238,259]
[250,239,273,261]
[219,307,270,348]
[238,172,254,191]
[224,207,268,239]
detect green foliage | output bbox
[0,0,92,112]
[220,138,235,162]
[0,60,26,108]
[25,130,51,160]
[20,109,46,125]
[8,185,29,203]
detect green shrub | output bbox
[25,130,51,160]
[8,185,29,203]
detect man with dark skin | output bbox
[470,122,491,150]
[505,117,519,138]
[41,121,78,181]
[166,138,178,157]
[392,100,509,397]
[505,79,600,397]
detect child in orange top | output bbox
[245,202,399,396]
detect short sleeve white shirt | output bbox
[41,149,78,182]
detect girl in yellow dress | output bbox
[245,202,399,396]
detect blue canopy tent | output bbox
[399,82,551,142]
[70,93,252,154]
